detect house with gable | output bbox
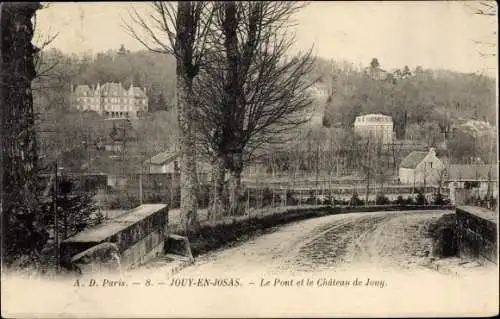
[398,148,445,186]
[145,150,180,174]
[144,150,212,183]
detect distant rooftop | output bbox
[399,151,429,169]
[146,150,179,165]
[447,164,498,181]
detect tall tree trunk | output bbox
[208,154,225,221]
[175,2,203,234]
[228,153,244,216]
[176,75,199,233]
[1,2,45,264]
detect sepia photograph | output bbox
[1,1,498,317]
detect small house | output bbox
[144,150,212,182]
[399,148,445,186]
[145,150,180,174]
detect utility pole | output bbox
[52,161,59,272]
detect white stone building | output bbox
[398,148,445,186]
[354,114,394,144]
[71,82,148,119]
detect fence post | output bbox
[272,187,275,209]
[246,187,250,214]
[298,189,302,207]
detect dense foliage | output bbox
[312,58,496,137]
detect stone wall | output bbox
[60,204,168,269]
[456,206,497,264]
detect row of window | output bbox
[356,117,393,123]
[77,97,147,104]
[104,111,144,118]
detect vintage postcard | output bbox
[1,1,498,317]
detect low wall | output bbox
[456,206,498,264]
[61,204,168,269]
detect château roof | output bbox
[100,82,127,96]
[131,86,146,97]
[74,85,92,95]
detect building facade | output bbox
[145,150,212,182]
[446,164,498,205]
[71,82,148,119]
[399,148,445,186]
[354,114,394,144]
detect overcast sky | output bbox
[35,1,497,76]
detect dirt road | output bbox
[141,210,457,278]
[4,210,498,318]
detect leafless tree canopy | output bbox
[192,2,316,167]
[125,1,221,230]
[124,2,216,77]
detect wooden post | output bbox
[139,166,143,205]
[53,161,59,272]
[272,187,275,209]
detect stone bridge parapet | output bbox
[456,206,497,264]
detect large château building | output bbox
[354,113,394,144]
[71,82,148,119]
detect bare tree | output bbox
[193,2,315,217]
[464,1,497,73]
[125,2,216,232]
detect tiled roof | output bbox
[447,164,498,181]
[399,151,427,169]
[74,85,92,95]
[101,82,127,96]
[146,150,179,165]
[146,150,212,172]
[131,87,146,97]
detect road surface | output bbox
[140,209,490,278]
[3,209,498,318]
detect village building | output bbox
[354,113,394,144]
[446,164,498,205]
[362,66,390,80]
[398,148,445,186]
[71,82,148,119]
[144,150,212,182]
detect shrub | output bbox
[395,195,405,205]
[415,191,427,205]
[349,192,363,206]
[375,193,390,205]
[405,196,415,205]
[433,192,446,205]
